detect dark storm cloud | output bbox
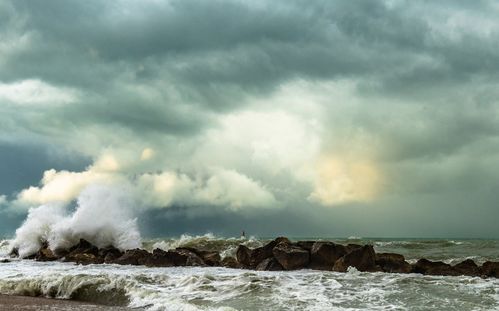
[2,0,499,237]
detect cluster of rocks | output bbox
[9,237,499,278]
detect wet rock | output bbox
[481,261,499,278]
[309,242,347,270]
[113,249,151,266]
[375,253,411,274]
[99,246,123,263]
[71,253,104,265]
[272,242,309,270]
[412,259,458,276]
[249,237,291,268]
[453,259,480,276]
[236,237,290,268]
[175,248,206,266]
[236,245,252,267]
[180,247,220,266]
[221,256,239,268]
[0,259,11,263]
[64,239,100,263]
[68,239,99,256]
[9,247,19,258]
[142,248,175,267]
[346,244,362,253]
[296,241,315,251]
[198,251,221,266]
[333,245,377,272]
[256,257,283,271]
[35,242,59,262]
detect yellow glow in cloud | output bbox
[140,148,155,161]
[309,156,382,205]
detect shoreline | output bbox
[0,294,137,311]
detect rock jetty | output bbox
[9,237,499,278]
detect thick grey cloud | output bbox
[1,0,499,238]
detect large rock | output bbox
[375,253,411,274]
[221,256,240,269]
[236,245,252,267]
[35,242,59,262]
[250,237,291,268]
[272,242,309,270]
[309,242,347,270]
[113,249,151,266]
[68,239,99,256]
[296,241,315,251]
[70,253,104,265]
[181,247,220,266]
[143,249,176,267]
[453,259,480,276]
[481,261,499,278]
[98,246,123,263]
[175,248,206,266]
[236,237,291,268]
[64,239,100,263]
[411,259,458,276]
[333,245,377,272]
[256,257,283,271]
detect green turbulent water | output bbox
[1,235,499,311]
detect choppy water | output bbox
[1,235,499,311]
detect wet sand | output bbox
[0,295,136,311]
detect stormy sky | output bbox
[1,0,499,238]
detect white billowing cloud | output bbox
[0,79,78,105]
[194,109,321,180]
[16,153,123,207]
[16,169,117,206]
[195,169,277,210]
[136,169,277,210]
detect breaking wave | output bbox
[0,260,499,311]
[10,184,142,258]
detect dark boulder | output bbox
[64,239,101,263]
[143,248,175,267]
[453,259,480,276]
[236,245,252,267]
[0,259,10,263]
[256,257,283,271]
[375,253,411,274]
[68,239,99,256]
[346,244,362,253]
[296,241,315,251]
[98,246,123,263]
[175,248,206,266]
[9,247,19,258]
[412,259,458,276]
[236,237,291,268]
[333,245,377,272]
[70,253,104,265]
[309,242,347,270]
[272,242,309,270]
[481,261,499,278]
[180,247,220,266]
[249,237,291,268]
[35,242,59,262]
[221,256,240,269]
[113,249,151,266]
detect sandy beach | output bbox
[0,295,136,311]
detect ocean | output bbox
[1,235,499,310]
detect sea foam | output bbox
[11,184,142,257]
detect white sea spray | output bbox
[11,184,142,257]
